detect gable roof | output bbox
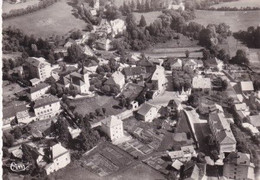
[3,103,27,119]
[123,67,144,77]
[241,81,254,92]
[249,114,260,127]
[102,115,122,128]
[138,103,156,116]
[26,57,49,67]
[52,143,69,159]
[151,65,165,81]
[30,83,50,93]
[105,71,124,86]
[209,113,236,144]
[34,96,59,109]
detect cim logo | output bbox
[10,162,30,172]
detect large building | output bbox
[34,96,60,120]
[70,70,90,94]
[3,103,29,129]
[25,57,52,81]
[29,83,50,101]
[146,65,167,98]
[101,115,124,143]
[223,152,255,180]
[44,143,71,175]
[105,71,125,89]
[137,103,158,122]
[192,76,211,91]
[209,113,236,154]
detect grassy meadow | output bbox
[211,0,260,8]
[3,0,86,38]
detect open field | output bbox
[69,95,122,117]
[211,0,260,8]
[3,0,86,38]
[3,0,40,14]
[193,10,260,32]
[133,11,161,25]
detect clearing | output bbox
[3,0,40,14]
[193,10,260,32]
[69,95,122,117]
[3,0,87,38]
[211,0,260,8]
[133,11,162,25]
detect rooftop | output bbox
[240,81,254,92]
[138,103,156,116]
[34,96,59,109]
[192,76,211,89]
[30,83,50,93]
[209,113,236,144]
[3,103,27,119]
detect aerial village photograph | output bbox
[1,0,260,179]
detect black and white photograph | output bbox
[1,0,260,179]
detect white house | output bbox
[137,103,158,122]
[25,57,52,81]
[29,83,50,101]
[240,81,254,95]
[105,71,125,89]
[44,143,71,175]
[209,113,236,154]
[110,19,126,37]
[168,2,185,11]
[95,38,111,51]
[34,96,60,120]
[223,152,255,180]
[70,70,90,94]
[147,65,167,98]
[101,115,124,143]
[3,103,29,129]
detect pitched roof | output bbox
[105,71,124,86]
[102,115,122,128]
[241,81,254,92]
[249,114,260,127]
[151,65,165,81]
[225,152,251,165]
[138,103,156,116]
[34,96,59,109]
[26,57,49,67]
[209,113,236,144]
[52,143,69,159]
[137,58,154,67]
[30,83,50,93]
[123,67,144,77]
[192,76,211,89]
[3,103,27,119]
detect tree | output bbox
[231,49,249,65]
[13,127,23,139]
[102,108,106,115]
[102,85,111,93]
[139,15,147,27]
[67,44,84,63]
[3,132,14,147]
[185,50,190,58]
[145,0,150,11]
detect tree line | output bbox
[3,0,59,19]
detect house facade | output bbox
[34,96,60,120]
[209,113,236,154]
[223,152,255,180]
[70,71,90,94]
[45,143,71,175]
[25,57,52,81]
[29,83,50,101]
[101,115,124,143]
[105,71,125,89]
[3,103,29,129]
[137,103,158,122]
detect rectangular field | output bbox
[3,0,40,14]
